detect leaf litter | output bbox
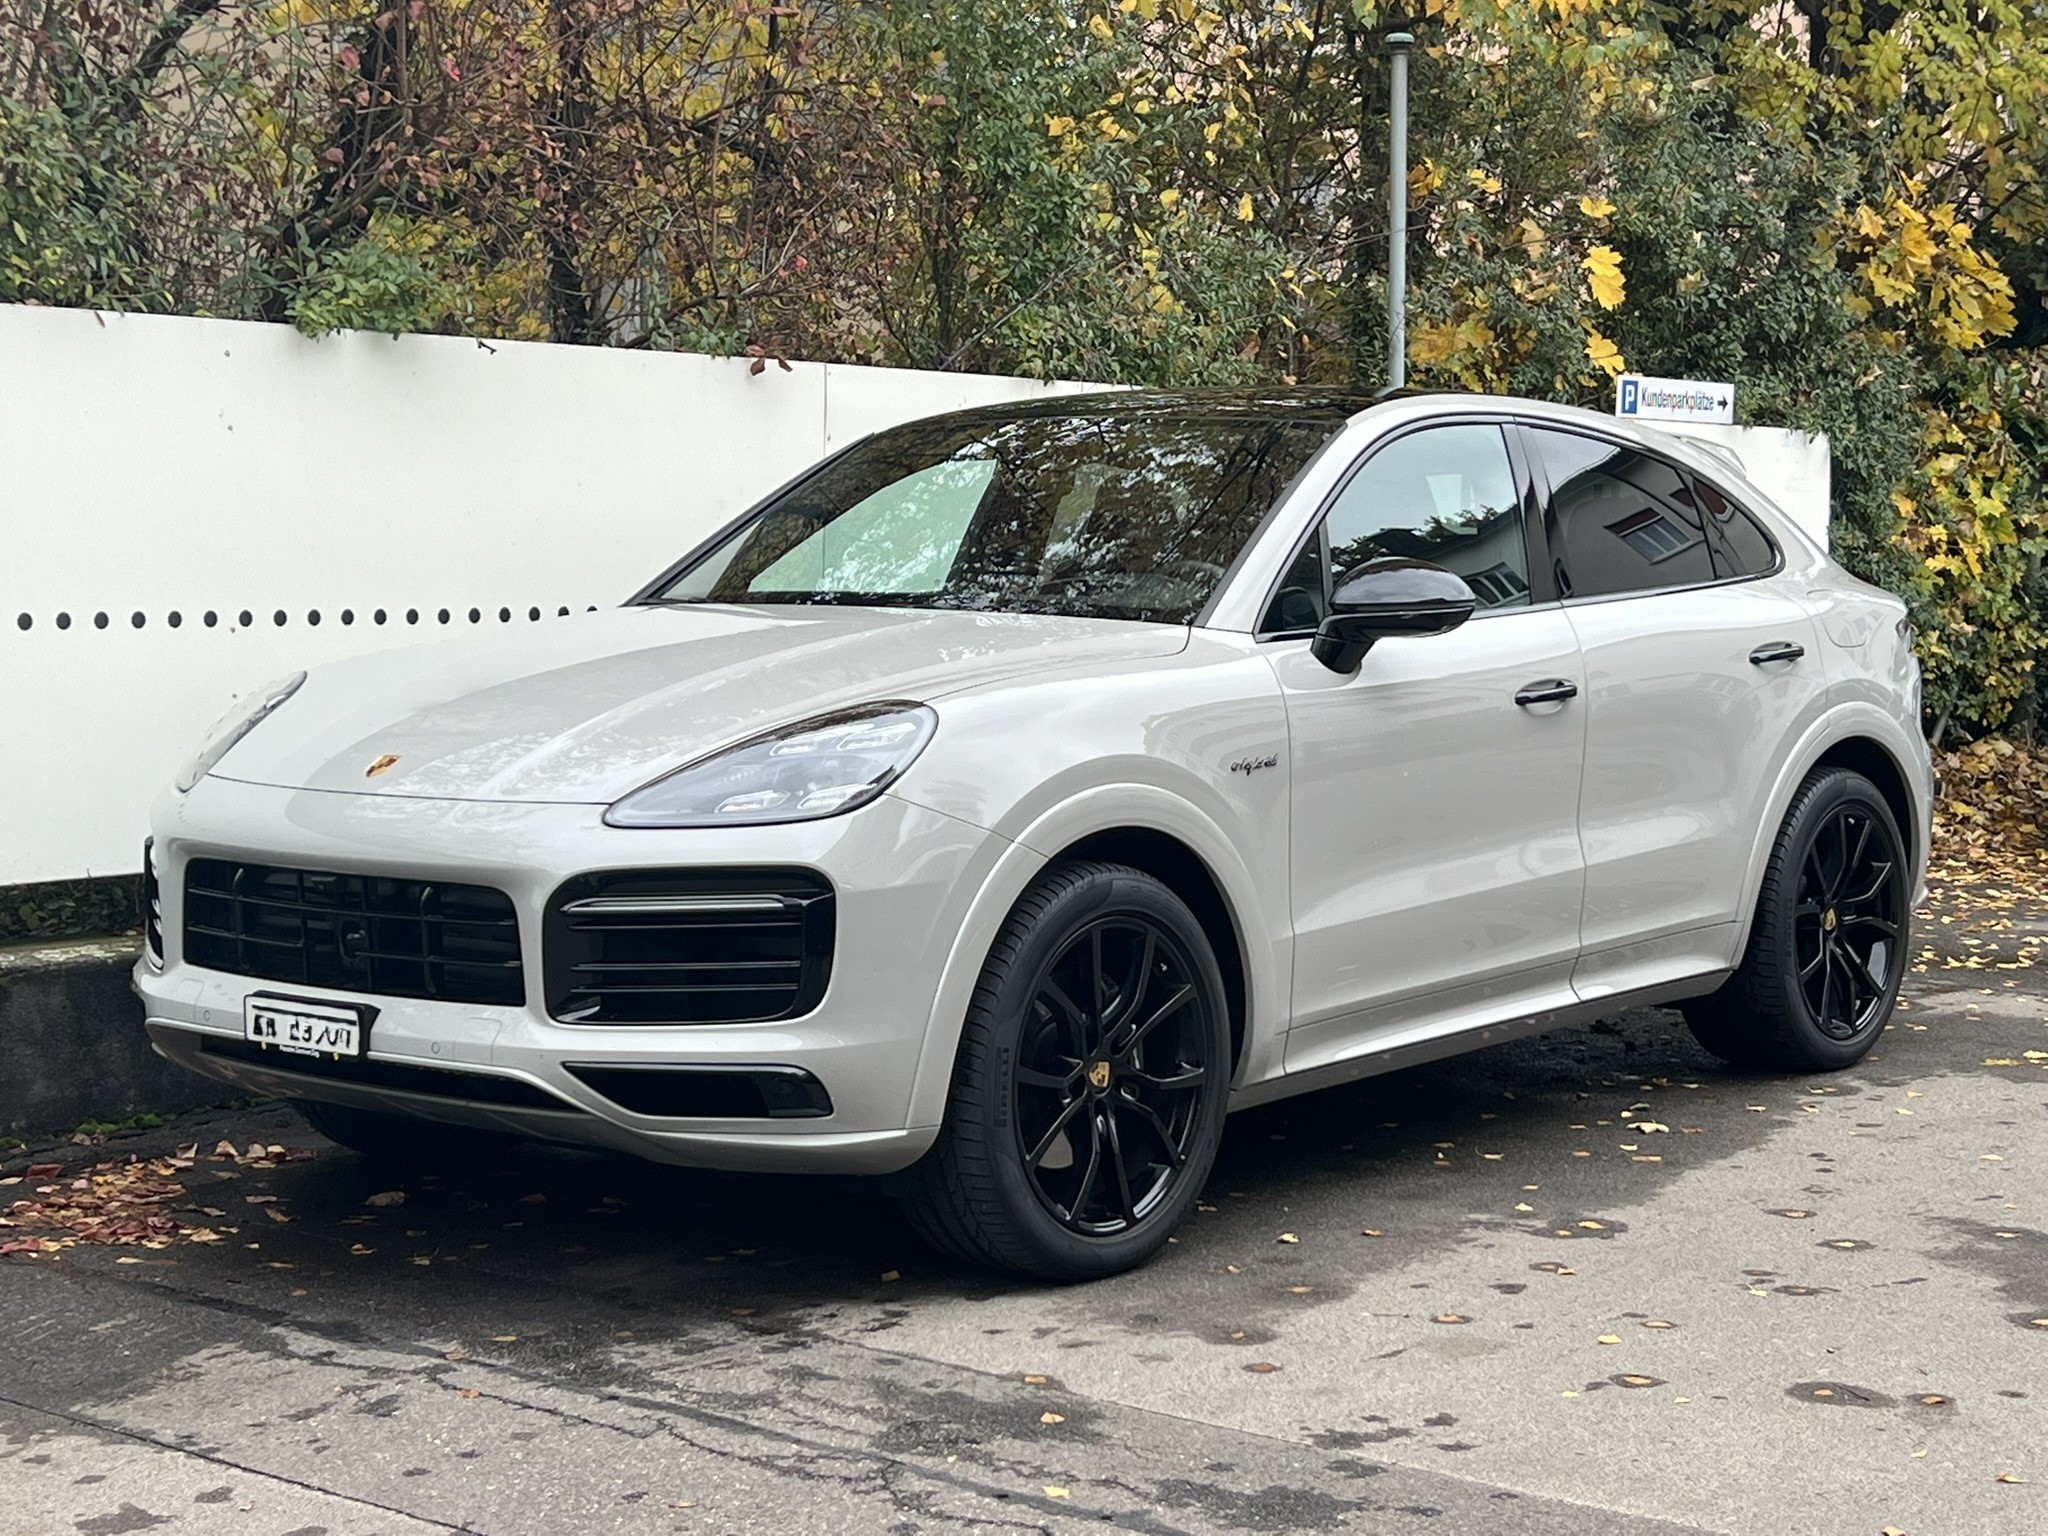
[0,1141,313,1258]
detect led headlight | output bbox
[605,702,938,829]
[174,672,306,792]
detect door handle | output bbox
[1748,641,1806,666]
[1514,679,1578,707]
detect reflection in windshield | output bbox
[652,411,1337,624]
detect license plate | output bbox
[244,996,364,1059]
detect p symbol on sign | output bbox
[1619,378,1639,415]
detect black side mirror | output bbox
[1310,557,1477,673]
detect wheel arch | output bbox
[1732,709,1930,959]
[1808,735,1917,858]
[903,786,1284,1133]
[1052,826,1250,1089]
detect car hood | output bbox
[209,604,1188,804]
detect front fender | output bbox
[900,783,1289,1133]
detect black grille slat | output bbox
[199,1037,575,1112]
[183,858,524,1007]
[545,869,834,1025]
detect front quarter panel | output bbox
[890,631,1294,1127]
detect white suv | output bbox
[135,389,1930,1278]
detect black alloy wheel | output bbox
[900,861,1232,1279]
[1013,916,1211,1236]
[1793,801,1905,1042]
[1684,767,1911,1071]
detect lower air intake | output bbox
[544,868,834,1025]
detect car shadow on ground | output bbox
[8,999,1879,1344]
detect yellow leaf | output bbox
[1088,13,1113,38]
[1582,245,1625,309]
[1045,115,1075,138]
[1584,327,1625,379]
[1236,193,1255,222]
[1045,1485,1071,1498]
[1578,195,1615,218]
[1465,168,1502,195]
[1158,188,1180,209]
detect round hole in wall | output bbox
[498,606,511,623]
[340,609,354,626]
[94,612,110,630]
[238,610,253,628]
[558,606,570,617]
[56,613,72,630]
[203,611,218,628]
[307,609,321,626]
[273,610,287,626]
[168,612,183,628]
[130,611,146,629]
[528,606,541,621]
[15,614,29,631]
[406,609,420,625]
[437,609,450,625]
[467,607,481,624]
[587,605,598,612]
[374,609,387,625]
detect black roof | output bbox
[896,385,1418,433]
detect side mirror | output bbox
[1310,558,1477,674]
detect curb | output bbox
[0,938,238,1139]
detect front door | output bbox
[1269,422,1589,1076]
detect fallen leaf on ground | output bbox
[1040,1411,1064,1424]
[364,1191,405,1208]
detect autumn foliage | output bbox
[1,0,2043,734]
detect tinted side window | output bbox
[1298,424,1529,621]
[1532,429,1715,599]
[1689,476,1779,578]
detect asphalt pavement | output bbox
[3,923,2044,1535]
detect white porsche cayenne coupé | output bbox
[135,389,1930,1278]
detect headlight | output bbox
[174,672,306,792]
[605,702,938,829]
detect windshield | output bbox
[649,410,1337,623]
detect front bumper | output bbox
[135,775,1006,1174]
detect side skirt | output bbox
[1226,972,1730,1113]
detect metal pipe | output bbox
[1385,30,1414,392]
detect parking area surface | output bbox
[3,903,2045,1536]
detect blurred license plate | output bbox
[244,996,363,1059]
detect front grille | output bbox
[544,868,834,1025]
[141,839,163,963]
[184,858,524,1006]
[200,1037,577,1112]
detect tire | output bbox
[296,1098,515,1167]
[899,861,1233,1280]
[1683,768,1911,1072]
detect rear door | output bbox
[1520,425,1829,1003]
